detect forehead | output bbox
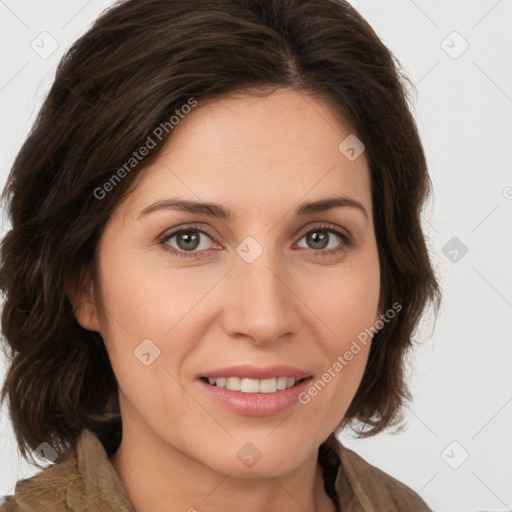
[122,88,372,222]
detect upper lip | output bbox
[199,365,313,381]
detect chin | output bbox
[199,435,313,479]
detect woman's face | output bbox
[76,88,381,477]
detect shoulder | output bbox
[0,429,133,512]
[0,450,80,511]
[327,436,433,511]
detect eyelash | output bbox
[158,223,352,260]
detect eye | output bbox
[159,225,218,259]
[159,223,352,260]
[295,224,352,257]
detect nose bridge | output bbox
[225,241,294,344]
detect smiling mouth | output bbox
[199,376,310,393]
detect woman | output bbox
[0,0,441,510]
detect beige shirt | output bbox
[0,429,432,511]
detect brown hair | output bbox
[0,0,440,465]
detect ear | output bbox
[66,270,102,333]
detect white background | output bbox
[0,1,511,511]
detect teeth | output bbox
[277,376,288,390]
[226,377,241,391]
[205,376,299,393]
[241,378,261,393]
[260,378,280,393]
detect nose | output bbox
[221,247,297,346]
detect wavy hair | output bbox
[0,0,441,465]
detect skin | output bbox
[70,88,382,512]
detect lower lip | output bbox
[197,377,313,416]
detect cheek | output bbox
[95,256,194,419]
[95,247,212,373]
[300,254,380,345]
[98,241,171,331]
[298,252,379,401]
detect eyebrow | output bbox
[137,195,369,223]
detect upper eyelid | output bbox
[160,224,215,242]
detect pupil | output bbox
[178,231,199,250]
[308,231,328,249]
